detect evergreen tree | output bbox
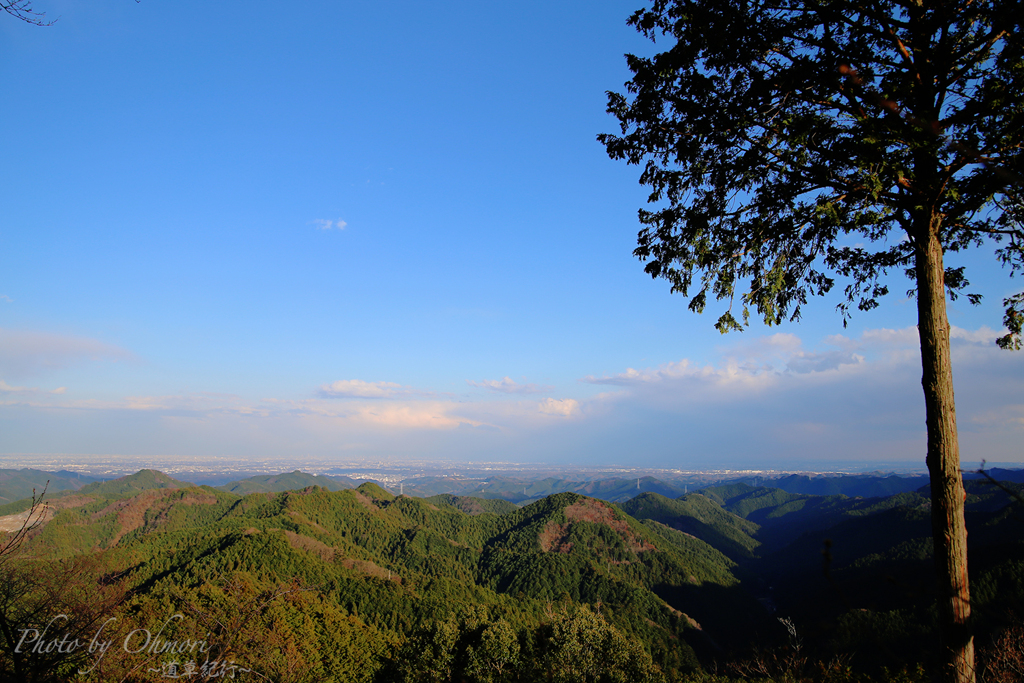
[600,2,1023,680]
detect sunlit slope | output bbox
[18,475,760,670]
[476,492,764,653]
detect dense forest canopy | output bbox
[0,468,1022,682]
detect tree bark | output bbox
[914,217,975,683]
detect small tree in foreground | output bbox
[599,2,1022,682]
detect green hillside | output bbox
[4,469,1023,682]
[76,469,194,498]
[0,468,98,505]
[621,492,760,561]
[426,494,519,515]
[697,483,929,550]
[3,474,762,681]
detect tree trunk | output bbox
[914,218,975,683]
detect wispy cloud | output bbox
[349,402,481,429]
[0,380,32,393]
[311,218,347,230]
[467,377,552,394]
[0,381,66,396]
[786,350,862,374]
[570,325,1023,464]
[0,328,133,380]
[0,295,12,303]
[318,379,408,399]
[1,326,1018,467]
[580,358,776,390]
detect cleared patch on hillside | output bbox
[351,490,378,512]
[284,530,335,562]
[539,498,656,554]
[286,510,327,532]
[0,504,55,533]
[339,557,402,583]
[52,494,95,510]
[89,489,220,547]
[538,523,573,553]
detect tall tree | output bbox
[599,2,1023,682]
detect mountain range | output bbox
[0,467,1021,682]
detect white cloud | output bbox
[0,380,32,393]
[950,325,1002,345]
[538,398,579,417]
[786,350,862,374]
[0,295,12,303]
[467,377,552,394]
[569,325,1023,465]
[349,402,480,429]
[970,404,1024,427]
[580,358,778,392]
[1,325,1018,467]
[0,328,132,380]
[856,326,920,348]
[311,218,347,230]
[318,379,407,399]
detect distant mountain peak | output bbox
[355,481,394,501]
[76,469,193,498]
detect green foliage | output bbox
[599,0,1023,334]
[623,492,760,561]
[357,481,396,501]
[0,555,125,683]
[426,494,519,516]
[464,617,520,683]
[640,521,737,584]
[530,604,666,682]
[697,484,930,552]
[8,468,1024,681]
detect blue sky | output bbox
[2,1,1022,470]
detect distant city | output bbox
[4,452,1017,488]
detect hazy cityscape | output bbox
[0,451,983,488]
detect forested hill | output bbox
[3,475,764,681]
[0,468,98,506]
[2,470,1022,682]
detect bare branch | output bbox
[1,0,55,26]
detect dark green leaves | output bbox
[600,0,1024,343]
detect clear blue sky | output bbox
[2,1,1021,470]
